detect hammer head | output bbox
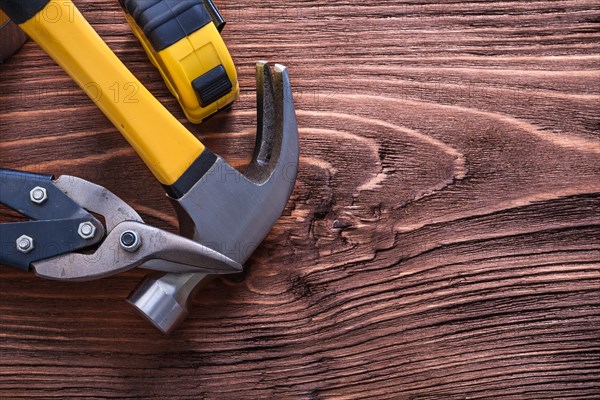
[128,62,299,332]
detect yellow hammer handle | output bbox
[20,0,205,185]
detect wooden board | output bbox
[1,0,599,398]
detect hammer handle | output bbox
[0,0,206,186]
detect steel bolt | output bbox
[30,186,48,204]
[78,222,96,239]
[16,235,34,254]
[120,230,142,252]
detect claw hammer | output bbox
[0,0,299,333]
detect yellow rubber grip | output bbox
[20,0,205,185]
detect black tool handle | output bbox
[0,169,102,271]
[0,0,50,24]
[0,169,79,220]
[0,218,95,271]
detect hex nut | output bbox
[30,186,48,204]
[120,230,142,253]
[78,222,96,239]
[16,235,34,254]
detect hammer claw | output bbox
[246,62,273,179]
[127,62,299,334]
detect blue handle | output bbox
[0,169,103,271]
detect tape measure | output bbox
[120,0,239,124]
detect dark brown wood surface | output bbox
[1,1,599,398]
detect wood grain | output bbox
[1,0,599,398]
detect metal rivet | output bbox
[78,222,96,239]
[30,186,48,204]
[16,235,34,253]
[120,230,141,252]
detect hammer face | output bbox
[128,63,299,333]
